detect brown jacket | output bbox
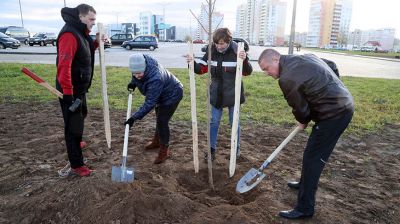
[278,54,354,123]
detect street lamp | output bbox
[18,0,24,27]
[288,0,297,55]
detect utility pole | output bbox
[288,0,297,55]
[18,0,24,27]
[159,3,170,41]
[63,0,66,7]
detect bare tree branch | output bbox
[189,9,209,35]
[206,0,215,190]
[202,3,209,18]
[215,15,224,29]
[211,0,217,14]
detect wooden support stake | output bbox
[98,23,112,149]
[229,42,244,177]
[188,41,199,173]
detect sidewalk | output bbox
[305,49,400,63]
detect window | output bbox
[135,36,144,41]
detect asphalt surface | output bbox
[1,43,399,79]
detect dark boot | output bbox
[204,148,216,162]
[145,133,160,150]
[287,181,300,190]
[154,144,171,164]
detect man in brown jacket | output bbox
[258,49,354,219]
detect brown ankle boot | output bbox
[144,133,160,150]
[154,144,171,164]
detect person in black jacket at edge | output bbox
[56,4,101,177]
[258,49,354,219]
[186,28,253,161]
[124,53,183,164]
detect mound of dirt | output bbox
[0,102,399,224]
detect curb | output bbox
[0,51,56,55]
[309,50,400,62]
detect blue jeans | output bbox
[210,105,240,155]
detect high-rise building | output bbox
[338,0,352,46]
[139,11,173,40]
[235,4,247,39]
[139,11,153,35]
[236,0,287,45]
[306,0,353,48]
[196,4,224,40]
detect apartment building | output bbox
[196,3,224,40]
[236,0,287,45]
[306,0,353,48]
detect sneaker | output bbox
[80,141,87,149]
[71,165,92,177]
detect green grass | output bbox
[306,47,400,59]
[1,63,399,136]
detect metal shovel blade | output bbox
[236,168,266,193]
[111,165,134,183]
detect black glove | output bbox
[124,117,135,128]
[63,95,74,106]
[127,82,135,91]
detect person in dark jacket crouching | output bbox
[124,53,183,164]
[258,49,354,219]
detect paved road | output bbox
[1,43,399,79]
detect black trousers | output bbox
[154,101,180,146]
[295,111,353,213]
[59,95,87,168]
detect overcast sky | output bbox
[0,0,399,38]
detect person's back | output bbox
[129,54,182,107]
[278,54,354,123]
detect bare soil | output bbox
[0,102,399,224]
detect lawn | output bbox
[1,63,399,136]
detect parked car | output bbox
[89,34,112,48]
[121,35,158,51]
[0,32,21,49]
[193,39,205,44]
[0,26,30,45]
[110,33,134,46]
[360,46,375,52]
[201,37,250,52]
[28,33,57,46]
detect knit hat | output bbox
[129,53,146,73]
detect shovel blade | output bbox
[236,168,266,193]
[111,165,134,183]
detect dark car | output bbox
[201,37,250,52]
[28,33,57,46]
[0,26,30,45]
[121,35,158,51]
[0,32,21,49]
[89,34,112,48]
[110,33,134,46]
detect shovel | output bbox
[111,92,134,183]
[236,126,301,193]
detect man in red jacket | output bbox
[56,4,99,177]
